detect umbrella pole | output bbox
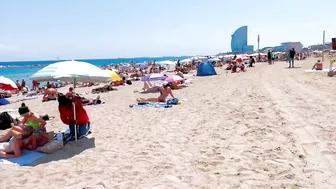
[73,78,78,142]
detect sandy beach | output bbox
[1,58,336,189]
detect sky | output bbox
[1,0,336,61]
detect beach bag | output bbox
[37,139,64,154]
[126,80,132,85]
[0,112,14,130]
[167,98,179,105]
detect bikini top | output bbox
[26,120,40,129]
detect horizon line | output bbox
[0,55,199,63]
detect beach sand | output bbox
[1,58,336,189]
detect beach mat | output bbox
[305,68,335,73]
[130,103,172,108]
[0,150,46,166]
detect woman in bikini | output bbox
[137,81,175,103]
[0,103,49,146]
[0,126,37,158]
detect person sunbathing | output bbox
[81,95,103,105]
[231,63,238,73]
[225,63,233,70]
[239,63,246,72]
[312,59,323,70]
[137,82,175,103]
[0,126,37,158]
[18,103,47,132]
[176,70,184,78]
[42,84,57,102]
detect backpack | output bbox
[0,112,14,130]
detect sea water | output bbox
[0,57,188,88]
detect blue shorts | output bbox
[69,123,90,139]
[288,58,294,64]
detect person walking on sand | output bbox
[288,48,296,68]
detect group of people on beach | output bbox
[0,50,314,158]
[0,88,92,158]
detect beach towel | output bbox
[0,150,46,166]
[130,103,173,108]
[305,68,335,73]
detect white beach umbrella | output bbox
[30,60,111,142]
[208,58,221,62]
[180,58,192,64]
[156,60,175,66]
[193,56,207,60]
[30,60,111,83]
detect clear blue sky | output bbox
[0,0,335,61]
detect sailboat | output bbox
[57,54,60,61]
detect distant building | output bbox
[231,26,254,53]
[262,42,303,52]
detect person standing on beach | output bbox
[288,48,296,68]
[21,79,26,88]
[267,50,272,65]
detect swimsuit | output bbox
[8,137,30,148]
[27,120,46,134]
[27,120,40,130]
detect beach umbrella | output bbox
[165,75,184,83]
[0,76,18,91]
[180,58,192,64]
[235,54,249,61]
[141,73,166,82]
[30,60,111,142]
[30,60,111,83]
[156,60,175,67]
[208,58,221,62]
[104,70,121,81]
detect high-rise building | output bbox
[231,26,254,53]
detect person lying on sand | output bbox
[312,59,323,70]
[66,89,103,105]
[137,81,175,103]
[81,95,103,105]
[0,126,37,158]
[91,84,118,94]
[42,84,58,102]
[0,91,12,98]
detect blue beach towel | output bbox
[131,103,172,108]
[0,150,46,166]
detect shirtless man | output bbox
[42,84,58,102]
[137,81,175,103]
